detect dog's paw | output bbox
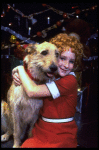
[1,133,9,142]
[13,144,20,148]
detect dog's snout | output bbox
[50,64,57,72]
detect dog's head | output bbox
[23,41,59,83]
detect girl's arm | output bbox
[14,66,51,98]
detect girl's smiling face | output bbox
[58,49,75,77]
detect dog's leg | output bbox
[28,110,40,138]
[28,121,35,138]
[1,115,13,142]
[12,106,21,148]
[1,129,12,142]
[1,108,13,142]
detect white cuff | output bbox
[46,81,60,99]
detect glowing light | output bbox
[77,88,81,91]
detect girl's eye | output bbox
[69,60,74,64]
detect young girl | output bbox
[12,33,84,148]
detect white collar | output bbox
[69,72,76,77]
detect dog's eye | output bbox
[41,50,48,55]
[55,52,59,58]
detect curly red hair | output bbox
[49,33,85,71]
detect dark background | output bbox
[1,2,98,43]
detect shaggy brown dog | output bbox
[1,41,59,148]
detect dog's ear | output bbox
[23,43,39,69]
[25,43,39,54]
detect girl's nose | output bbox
[65,60,69,68]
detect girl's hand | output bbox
[12,66,22,86]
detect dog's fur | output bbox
[1,41,59,148]
[1,100,10,133]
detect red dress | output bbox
[21,73,78,148]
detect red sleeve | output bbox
[55,75,77,96]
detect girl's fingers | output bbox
[13,79,21,86]
[14,73,20,81]
[13,73,21,85]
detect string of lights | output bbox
[6,3,97,19]
[1,3,97,49]
[7,4,50,18]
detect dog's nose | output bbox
[50,64,57,72]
